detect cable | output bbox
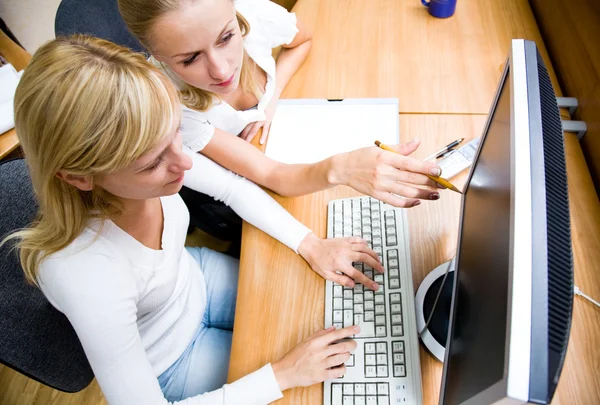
[574,285,600,308]
[418,259,454,337]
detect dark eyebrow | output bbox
[170,18,236,58]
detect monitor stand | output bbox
[415,258,456,362]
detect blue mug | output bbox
[421,0,457,18]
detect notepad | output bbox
[265,99,399,164]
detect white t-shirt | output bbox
[151,0,299,152]
[37,147,311,404]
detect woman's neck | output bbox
[111,197,164,250]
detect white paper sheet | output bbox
[264,99,399,164]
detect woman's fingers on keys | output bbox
[329,272,356,288]
[352,246,384,273]
[327,364,347,379]
[326,352,352,369]
[318,325,360,346]
[342,265,378,291]
[326,339,357,357]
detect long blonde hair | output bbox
[4,35,180,285]
[118,0,262,111]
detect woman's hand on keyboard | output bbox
[328,138,442,207]
[297,233,384,291]
[272,325,359,391]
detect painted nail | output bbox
[430,193,440,200]
[429,167,442,176]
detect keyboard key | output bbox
[333,310,343,323]
[363,225,372,235]
[378,396,390,405]
[376,354,387,365]
[377,365,388,377]
[392,325,403,336]
[366,397,377,405]
[334,298,343,310]
[343,396,354,405]
[376,342,387,353]
[393,353,405,364]
[353,228,362,236]
[365,301,374,311]
[365,354,376,366]
[386,227,395,236]
[354,314,364,326]
[390,293,401,304]
[355,383,366,395]
[391,314,403,325]
[377,383,389,395]
[344,299,354,309]
[372,220,381,228]
[365,343,376,354]
[344,310,354,327]
[364,311,374,322]
[362,208,370,217]
[344,290,353,299]
[334,286,343,297]
[391,304,402,314]
[394,365,406,377]
[354,294,364,304]
[364,291,374,301]
[389,278,400,289]
[375,305,385,315]
[354,284,364,293]
[376,326,386,337]
[387,236,397,246]
[372,211,380,219]
[365,366,377,378]
[388,267,399,277]
[355,397,366,405]
[354,304,364,314]
[375,315,386,326]
[358,322,375,337]
[366,383,377,395]
[347,354,355,367]
[374,246,382,255]
[385,210,395,219]
[334,322,343,330]
[374,274,384,284]
[375,295,385,304]
[388,258,399,269]
[392,341,405,352]
[387,249,398,259]
[332,384,343,405]
[344,384,354,395]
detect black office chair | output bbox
[0,158,94,392]
[55,0,145,53]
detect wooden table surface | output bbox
[282,0,562,114]
[227,1,600,404]
[0,29,30,160]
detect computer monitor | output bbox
[438,39,574,404]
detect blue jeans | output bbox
[158,247,239,401]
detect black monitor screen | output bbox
[442,70,512,404]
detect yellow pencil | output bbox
[374,140,463,194]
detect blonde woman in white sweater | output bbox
[5,35,372,404]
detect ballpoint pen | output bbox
[374,140,463,194]
[424,138,464,161]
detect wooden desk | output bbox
[229,1,600,404]
[0,30,30,160]
[283,0,562,114]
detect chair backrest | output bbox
[0,158,94,392]
[55,0,146,53]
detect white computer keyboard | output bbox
[324,196,423,405]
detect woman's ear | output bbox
[56,171,94,191]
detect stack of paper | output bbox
[265,99,399,164]
[0,64,22,134]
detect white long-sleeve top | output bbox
[37,146,312,404]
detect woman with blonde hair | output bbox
[5,34,374,404]
[117,0,443,208]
